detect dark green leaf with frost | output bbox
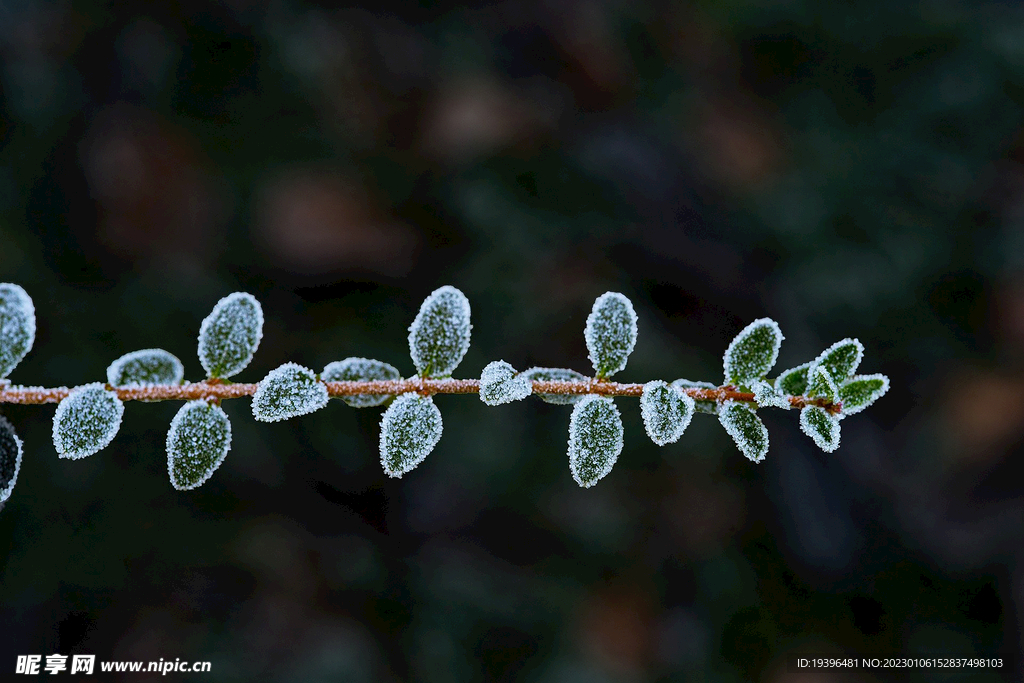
[723,318,783,386]
[752,380,790,409]
[197,292,264,379]
[585,292,638,378]
[806,365,838,402]
[810,338,863,384]
[252,362,328,422]
[322,357,401,408]
[568,395,623,487]
[838,374,889,416]
[522,367,588,405]
[0,415,22,503]
[479,360,531,406]
[52,383,124,459]
[107,348,184,387]
[0,283,35,379]
[408,285,472,378]
[718,401,769,463]
[640,381,694,446]
[380,393,443,477]
[775,362,811,396]
[800,406,840,452]
[671,379,719,414]
[167,400,232,490]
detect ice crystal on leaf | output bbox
[584,292,638,378]
[671,379,719,414]
[0,415,22,503]
[408,285,472,378]
[723,318,783,387]
[718,401,769,463]
[167,400,232,490]
[838,374,889,416]
[522,367,588,405]
[107,348,184,387]
[0,283,35,379]
[321,357,401,408]
[197,292,263,379]
[568,395,623,487]
[806,365,838,402]
[479,360,532,406]
[752,380,790,409]
[52,383,124,459]
[640,380,694,446]
[775,363,811,396]
[809,338,863,384]
[380,393,442,477]
[800,405,840,452]
[252,362,328,422]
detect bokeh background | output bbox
[0,0,1020,681]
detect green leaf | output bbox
[522,367,588,405]
[671,379,719,414]
[107,348,184,387]
[252,362,329,422]
[774,363,811,396]
[640,380,695,446]
[838,374,890,416]
[408,285,472,378]
[723,318,783,386]
[799,406,841,452]
[479,360,532,406]
[52,383,124,459]
[380,393,443,477]
[752,380,790,409]
[0,415,23,503]
[584,292,638,378]
[809,338,863,384]
[321,357,401,408]
[806,365,838,402]
[0,283,35,379]
[568,395,623,487]
[718,401,769,463]
[167,400,232,490]
[197,292,264,379]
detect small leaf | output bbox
[252,362,329,422]
[809,338,863,384]
[838,374,890,416]
[479,360,532,406]
[568,395,623,487]
[671,379,719,414]
[52,383,124,459]
[799,406,841,452]
[0,283,35,379]
[718,401,769,463]
[380,393,443,477]
[640,381,695,446]
[584,292,638,378]
[723,318,783,386]
[0,415,23,503]
[522,367,588,405]
[752,380,790,409]
[806,365,838,402]
[107,348,184,387]
[408,285,472,378]
[321,357,401,408]
[775,363,811,396]
[167,400,232,490]
[197,292,264,379]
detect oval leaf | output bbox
[752,380,790,409]
[775,363,811,396]
[0,415,23,503]
[252,362,329,422]
[167,400,232,490]
[671,379,719,414]
[322,357,401,408]
[584,292,638,378]
[0,283,35,379]
[723,318,783,386]
[380,393,443,477]
[479,360,532,406]
[718,401,769,463]
[522,367,588,405]
[806,365,838,402]
[809,338,863,384]
[568,395,623,487]
[640,380,695,446]
[800,405,841,452]
[408,285,472,378]
[197,292,264,379]
[53,383,124,459]
[838,374,889,416]
[107,348,184,387]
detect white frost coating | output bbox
[718,401,769,463]
[0,283,35,379]
[640,380,695,446]
[838,373,890,416]
[584,292,638,378]
[107,348,185,387]
[408,285,472,378]
[808,338,864,384]
[671,378,719,414]
[522,367,588,405]
[197,292,264,379]
[479,360,532,406]
[380,393,443,477]
[807,365,838,402]
[52,383,125,459]
[799,406,840,452]
[167,400,232,490]
[568,395,624,487]
[752,380,790,409]
[723,318,783,386]
[0,415,23,503]
[321,357,401,408]
[252,362,329,422]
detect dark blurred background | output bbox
[0,0,1019,680]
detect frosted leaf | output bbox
[197,292,264,379]
[809,338,863,384]
[568,395,623,487]
[408,285,472,378]
[640,381,695,446]
[775,362,811,396]
[671,379,719,414]
[380,393,442,477]
[752,380,790,409]
[718,401,769,463]
[838,374,889,416]
[167,400,232,490]
[806,365,838,402]
[0,415,23,503]
[321,357,401,408]
[107,348,184,387]
[799,406,841,452]
[52,383,124,459]
[0,283,35,379]
[252,362,329,422]
[522,367,588,405]
[479,360,532,406]
[584,292,638,378]
[723,318,783,386]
